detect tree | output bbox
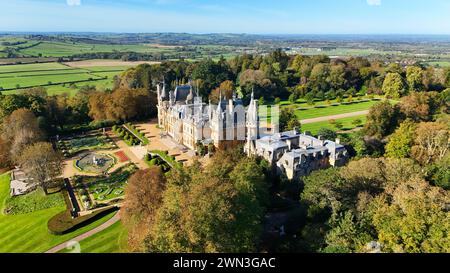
[209,80,234,104]
[427,154,450,190]
[18,142,63,195]
[382,72,406,99]
[411,122,449,165]
[385,120,416,159]
[121,167,166,252]
[146,149,268,253]
[88,88,157,122]
[399,92,440,122]
[316,128,337,141]
[370,178,450,253]
[363,101,399,138]
[191,59,231,98]
[406,66,424,91]
[1,108,45,163]
[0,136,11,169]
[352,119,363,128]
[280,107,301,132]
[333,120,344,131]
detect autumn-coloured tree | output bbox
[1,108,45,163]
[18,142,63,195]
[411,122,449,165]
[399,92,440,122]
[121,167,166,252]
[0,136,11,169]
[209,80,234,104]
[88,88,157,122]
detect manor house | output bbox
[157,84,348,179]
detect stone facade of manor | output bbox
[157,84,348,180]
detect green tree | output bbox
[316,128,337,141]
[280,107,301,132]
[385,120,416,159]
[406,66,424,91]
[382,72,406,99]
[363,101,399,138]
[146,150,269,253]
[370,178,450,253]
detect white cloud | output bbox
[67,0,81,6]
[367,0,381,6]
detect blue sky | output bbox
[1,0,450,34]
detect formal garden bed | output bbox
[114,151,130,163]
[145,150,183,170]
[74,152,117,174]
[72,164,137,210]
[57,132,117,157]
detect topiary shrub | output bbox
[47,206,118,235]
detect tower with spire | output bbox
[245,90,260,156]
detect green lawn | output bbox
[58,221,128,253]
[294,101,379,120]
[302,115,367,135]
[0,172,118,253]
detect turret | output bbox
[245,89,260,156]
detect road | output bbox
[45,213,121,253]
[300,110,369,124]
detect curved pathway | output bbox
[300,110,369,124]
[45,213,121,253]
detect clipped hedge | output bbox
[47,206,118,235]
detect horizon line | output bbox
[1,31,450,36]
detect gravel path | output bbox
[300,110,369,124]
[45,213,121,253]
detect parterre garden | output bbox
[72,164,138,210]
[57,132,117,157]
[0,172,119,253]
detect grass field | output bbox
[0,62,128,94]
[18,41,174,57]
[58,221,128,253]
[302,115,367,135]
[426,61,450,67]
[0,172,118,253]
[293,101,377,120]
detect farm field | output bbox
[18,41,175,57]
[58,220,128,253]
[0,172,118,253]
[425,61,450,67]
[0,61,132,94]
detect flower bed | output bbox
[73,164,137,204]
[114,151,130,163]
[57,134,116,157]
